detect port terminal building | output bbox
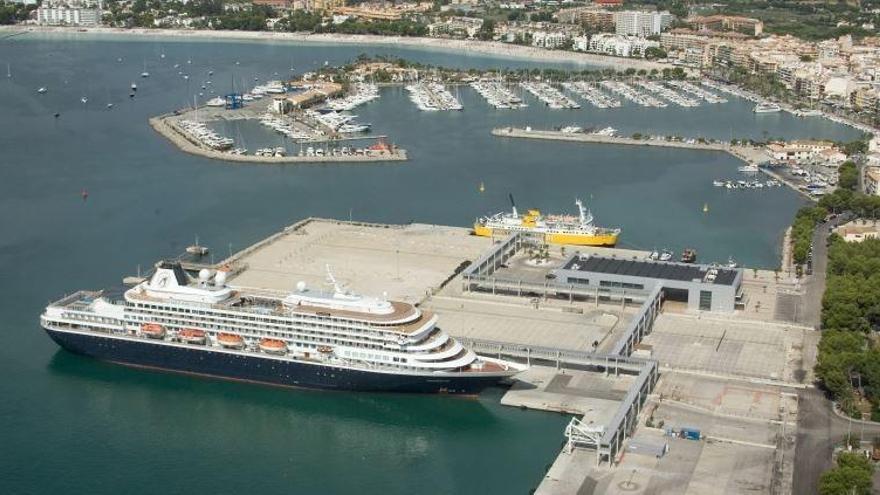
[552,254,743,312]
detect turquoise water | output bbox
[0,33,863,494]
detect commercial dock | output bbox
[136,217,813,494]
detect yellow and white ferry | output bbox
[474,196,620,246]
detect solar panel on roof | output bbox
[567,255,737,285]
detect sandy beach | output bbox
[1,25,668,70]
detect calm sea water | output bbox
[0,33,863,494]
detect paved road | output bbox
[794,388,880,494]
[799,220,831,329]
[791,215,866,494]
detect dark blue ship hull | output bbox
[44,328,505,394]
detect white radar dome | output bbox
[296,281,307,292]
[198,269,211,282]
[214,271,227,287]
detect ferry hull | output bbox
[473,225,618,247]
[43,328,506,394]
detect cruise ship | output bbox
[40,261,525,394]
[474,196,621,246]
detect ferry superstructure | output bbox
[474,196,621,247]
[40,262,524,394]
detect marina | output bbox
[405,81,463,111]
[153,112,406,164]
[469,80,527,109]
[561,81,621,108]
[0,32,868,495]
[666,80,727,104]
[325,82,380,111]
[599,80,667,108]
[635,80,700,108]
[520,81,580,109]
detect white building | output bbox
[531,31,570,49]
[584,33,659,58]
[614,11,673,37]
[766,140,836,162]
[572,35,590,52]
[37,1,102,26]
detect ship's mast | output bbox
[576,198,592,225]
[509,193,518,218]
[325,264,343,294]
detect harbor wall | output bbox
[492,127,819,202]
[149,115,408,165]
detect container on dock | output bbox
[680,427,701,440]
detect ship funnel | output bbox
[509,193,518,217]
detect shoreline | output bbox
[1,25,668,70]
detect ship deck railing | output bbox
[49,290,104,309]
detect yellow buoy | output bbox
[703,203,709,213]
[479,181,485,193]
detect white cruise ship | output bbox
[40,261,524,393]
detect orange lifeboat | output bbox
[179,328,206,345]
[141,323,166,339]
[217,333,244,349]
[259,338,287,354]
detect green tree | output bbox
[645,46,667,60]
[477,19,495,41]
[818,452,873,495]
[838,161,859,191]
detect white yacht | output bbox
[753,102,781,113]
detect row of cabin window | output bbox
[128,311,391,346]
[132,305,393,341]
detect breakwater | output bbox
[150,115,408,164]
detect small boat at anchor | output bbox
[186,236,208,256]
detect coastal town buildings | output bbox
[614,11,674,37]
[37,0,101,26]
[865,167,880,196]
[554,6,614,30]
[766,140,837,162]
[583,33,659,57]
[689,15,764,37]
[833,220,880,242]
[427,16,483,39]
[333,2,430,21]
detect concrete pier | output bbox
[150,115,408,165]
[139,217,803,494]
[150,114,408,165]
[492,127,770,163]
[491,127,824,202]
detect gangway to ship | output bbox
[565,418,606,465]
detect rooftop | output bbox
[561,255,739,286]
